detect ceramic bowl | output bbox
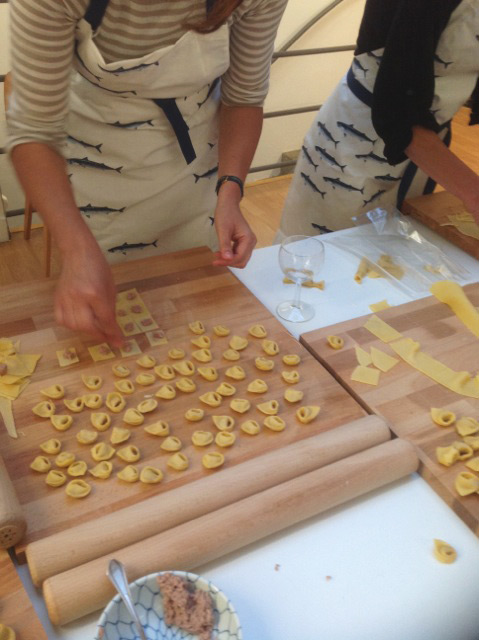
[96,570,242,640]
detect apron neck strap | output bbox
[84,0,109,32]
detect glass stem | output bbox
[292,279,302,309]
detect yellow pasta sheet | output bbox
[389,337,479,398]
[363,315,403,343]
[429,280,479,338]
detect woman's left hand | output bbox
[212,198,257,268]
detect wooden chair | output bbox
[3,72,52,277]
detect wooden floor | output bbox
[1,107,478,286]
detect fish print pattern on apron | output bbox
[279,0,479,237]
[66,0,230,262]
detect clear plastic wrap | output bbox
[325,207,470,296]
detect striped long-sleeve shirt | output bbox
[7,0,288,153]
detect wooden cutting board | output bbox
[0,548,48,639]
[301,282,479,535]
[402,190,479,259]
[0,247,366,552]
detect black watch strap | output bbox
[215,175,244,198]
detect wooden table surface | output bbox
[0,247,366,553]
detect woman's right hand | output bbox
[54,238,124,347]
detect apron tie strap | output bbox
[84,0,109,32]
[153,98,197,165]
[346,65,373,108]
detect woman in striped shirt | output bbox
[7,0,287,345]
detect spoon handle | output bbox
[107,559,148,640]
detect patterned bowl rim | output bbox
[96,569,242,639]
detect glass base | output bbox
[276,300,315,322]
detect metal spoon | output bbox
[106,558,148,640]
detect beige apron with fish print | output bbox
[66,0,229,262]
[278,0,479,237]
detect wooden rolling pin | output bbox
[43,437,418,626]
[28,414,390,585]
[0,454,26,549]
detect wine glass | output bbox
[276,235,324,322]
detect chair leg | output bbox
[43,226,52,277]
[23,198,33,240]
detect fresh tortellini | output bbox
[76,429,99,445]
[263,416,286,432]
[197,366,218,381]
[65,479,91,498]
[257,400,279,416]
[465,456,479,472]
[106,392,126,412]
[116,445,141,463]
[192,348,212,363]
[199,391,222,407]
[225,366,246,381]
[172,360,196,376]
[110,426,131,445]
[185,408,205,422]
[326,335,344,350]
[168,347,186,360]
[248,324,267,338]
[433,539,457,564]
[455,417,479,437]
[229,398,250,414]
[137,398,158,414]
[202,452,225,469]
[215,431,236,447]
[112,364,131,378]
[64,397,85,413]
[255,357,274,372]
[40,384,65,400]
[82,374,103,390]
[282,370,300,384]
[135,372,156,386]
[430,407,456,427]
[117,465,139,483]
[40,438,62,455]
[67,460,88,477]
[262,339,279,356]
[436,445,459,467]
[452,441,473,461]
[91,442,116,462]
[167,452,189,471]
[212,415,235,431]
[89,461,113,479]
[30,456,51,473]
[123,408,145,426]
[154,364,175,380]
[222,349,240,361]
[32,400,56,418]
[282,354,301,366]
[136,354,157,368]
[50,414,73,432]
[191,431,214,446]
[240,420,261,435]
[296,405,321,424]
[215,382,236,396]
[464,436,479,450]
[0,622,16,640]
[83,393,103,409]
[284,388,304,403]
[114,379,135,394]
[247,379,268,394]
[161,436,183,452]
[229,335,248,351]
[191,335,211,349]
[140,466,164,484]
[45,470,67,487]
[144,420,170,437]
[213,324,230,337]
[176,377,196,393]
[189,320,205,335]
[55,451,76,468]
[454,471,479,496]
[155,384,176,400]
[90,412,112,431]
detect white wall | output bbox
[0,0,365,213]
